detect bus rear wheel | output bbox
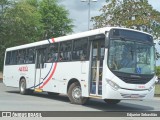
[19,78,33,95]
[19,78,28,95]
[68,82,88,105]
[104,99,121,104]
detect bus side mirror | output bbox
[105,32,109,48]
[155,76,159,84]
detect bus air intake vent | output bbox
[118,76,151,84]
[120,93,146,98]
[113,72,154,84]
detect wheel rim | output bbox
[20,81,25,93]
[72,86,81,100]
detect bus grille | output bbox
[116,75,153,84]
[120,93,146,98]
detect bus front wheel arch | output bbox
[67,82,88,105]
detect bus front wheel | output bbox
[104,99,121,104]
[68,82,88,105]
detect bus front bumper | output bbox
[103,84,155,100]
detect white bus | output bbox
[3,27,156,104]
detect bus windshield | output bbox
[108,39,155,75]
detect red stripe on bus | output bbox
[51,38,55,43]
[39,63,57,89]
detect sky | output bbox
[59,0,160,33]
[59,0,160,66]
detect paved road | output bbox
[0,81,160,112]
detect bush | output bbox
[0,61,3,71]
[156,66,160,78]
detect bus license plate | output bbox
[131,94,139,98]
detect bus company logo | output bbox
[138,85,145,89]
[19,66,28,72]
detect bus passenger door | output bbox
[35,48,47,90]
[90,40,105,96]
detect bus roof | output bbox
[6,27,152,51]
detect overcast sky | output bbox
[59,0,160,33]
[59,0,106,33]
[59,0,160,65]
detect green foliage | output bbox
[91,0,160,39]
[155,84,160,95]
[0,0,74,71]
[156,49,160,60]
[4,0,43,45]
[156,66,160,77]
[39,0,73,38]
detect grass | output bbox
[155,84,160,96]
[0,72,2,80]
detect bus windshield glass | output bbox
[108,39,155,75]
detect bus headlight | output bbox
[148,83,155,91]
[106,79,120,90]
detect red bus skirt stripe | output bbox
[39,62,57,89]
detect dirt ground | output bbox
[0,72,2,80]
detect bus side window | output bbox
[5,51,11,65]
[59,41,72,61]
[47,43,58,62]
[10,51,18,65]
[17,49,25,64]
[72,38,88,61]
[25,48,35,64]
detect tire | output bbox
[104,99,121,104]
[27,89,34,94]
[48,92,59,96]
[68,82,88,105]
[19,78,28,95]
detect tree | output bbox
[0,0,74,71]
[0,0,12,71]
[156,66,160,77]
[0,0,43,69]
[4,0,43,44]
[39,0,74,39]
[91,0,160,39]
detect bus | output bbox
[3,27,156,105]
